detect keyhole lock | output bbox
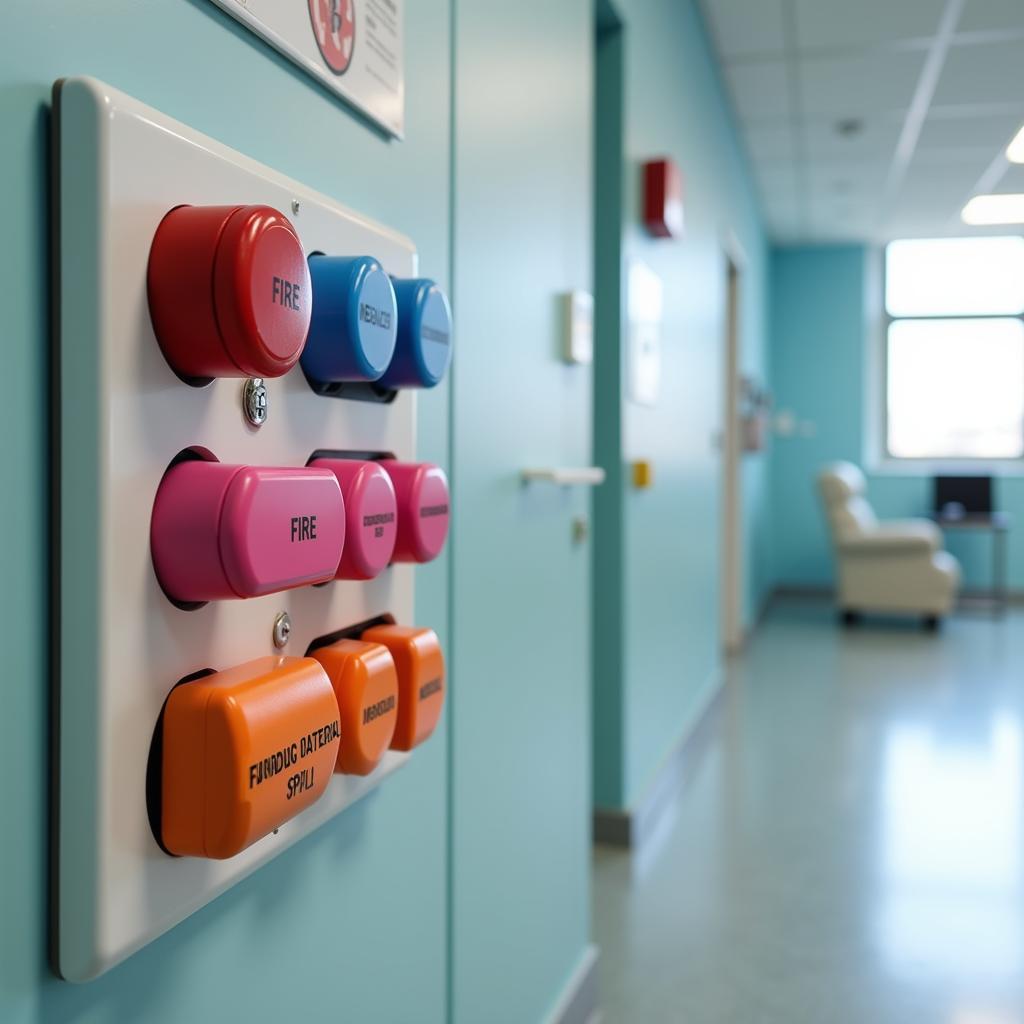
[572,516,590,544]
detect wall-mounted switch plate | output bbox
[562,289,594,365]
[52,77,419,982]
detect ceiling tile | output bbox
[929,100,1024,117]
[904,151,990,187]
[742,122,798,163]
[893,164,981,220]
[993,164,1024,193]
[916,110,1023,151]
[802,112,905,160]
[794,0,946,51]
[725,60,791,121]
[808,193,876,219]
[932,39,1024,105]
[806,161,890,207]
[799,50,926,117]
[912,146,1002,167]
[753,164,800,200]
[884,155,993,237]
[698,0,786,59]
[958,0,1024,33]
[807,197,877,241]
[714,0,1024,243]
[883,215,958,238]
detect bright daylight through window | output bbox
[885,236,1024,460]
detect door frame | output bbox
[721,230,746,655]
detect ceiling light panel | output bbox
[1007,125,1024,163]
[962,194,1024,225]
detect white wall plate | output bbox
[561,290,594,365]
[53,77,419,982]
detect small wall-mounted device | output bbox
[561,289,594,365]
[642,157,684,238]
[738,376,772,453]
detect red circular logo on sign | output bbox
[308,0,355,76]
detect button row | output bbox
[147,204,451,390]
[151,457,449,604]
[160,624,444,858]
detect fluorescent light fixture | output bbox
[962,194,1024,225]
[1007,125,1024,164]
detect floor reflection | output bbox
[593,600,1024,1023]
[878,717,1022,979]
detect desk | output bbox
[930,512,1011,614]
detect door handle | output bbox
[520,467,606,486]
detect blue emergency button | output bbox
[378,279,452,389]
[301,255,398,383]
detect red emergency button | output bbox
[147,204,311,381]
[151,458,345,603]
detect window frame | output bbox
[879,240,1024,468]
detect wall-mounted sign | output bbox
[209,0,405,138]
[628,261,663,406]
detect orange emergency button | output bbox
[361,625,445,751]
[160,656,340,859]
[310,640,399,775]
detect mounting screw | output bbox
[291,199,301,215]
[272,611,292,649]
[243,377,268,427]
[572,516,590,544]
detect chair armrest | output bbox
[840,521,940,555]
[886,518,943,544]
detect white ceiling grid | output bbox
[698,0,1024,242]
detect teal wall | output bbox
[770,244,1024,592]
[770,246,868,587]
[449,3,595,1021]
[1,2,776,1019]
[1,2,451,1022]
[592,0,770,811]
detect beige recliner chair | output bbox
[817,462,960,628]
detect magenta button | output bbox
[151,460,345,603]
[311,458,397,580]
[379,461,450,564]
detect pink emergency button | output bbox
[151,459,345,603]
[310,458,397,580]
[379,461,450,564]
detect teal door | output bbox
[450,2,595,1021]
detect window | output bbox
[884,236,1024,461]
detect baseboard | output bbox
[751,588,775,632]
[543,944,600,1024]
[770,582,1024,607]
[726,589,775,656]
[770,583,834,600]
[960,588,1024,604]
[593,673,725,850]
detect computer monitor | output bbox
[933,475,992,518]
